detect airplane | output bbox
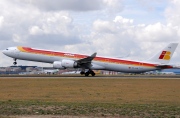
[43,69,59,75]
[61,71,81,75]
[2,43,178,76]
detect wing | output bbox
[76,52,97,68]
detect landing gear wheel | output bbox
[13,62,17,65]
[91,71,95,76]
[80,71,85,75]
[85,72,89,76]
[13,59,17,65]
[84,70,95,76]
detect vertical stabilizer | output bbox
[148,43,178,64]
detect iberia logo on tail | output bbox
[159,51,171,60]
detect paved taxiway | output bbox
[0,75,180,79]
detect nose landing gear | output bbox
[13,59,17,65]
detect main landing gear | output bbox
[13,58,17,65]
[80,70,95,76]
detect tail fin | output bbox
[148,43,178,64]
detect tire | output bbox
[91,71,95,76]
[91,73,95,76]
[13,62,17,65]
[85,72,89,76]
[80,71,85,75]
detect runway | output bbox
[0,75,180,79]
[0,74,180,118]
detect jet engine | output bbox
[53,60,78,69]
[53,61,64,69]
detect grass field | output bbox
[0,77,180,117]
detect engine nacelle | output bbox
[53,61,65,69]
[53,60,78,69]
[61,59,78,68]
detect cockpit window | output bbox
[6,49,8,50]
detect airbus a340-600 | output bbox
[2,43,178,76]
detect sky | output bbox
[0,0,180,67]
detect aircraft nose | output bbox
[2,49,9,55]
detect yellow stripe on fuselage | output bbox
[18,46,157,68]
[17,46,27,52]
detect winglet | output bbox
[91,52,97,58]
[77,52,97,64]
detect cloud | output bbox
[136,0,167,11]
[0,0,180,67]
[28,34,81,48]
[13,0,103,11]
[93,20,116,33]
[29,26,43,35]
[165,0,180,27]
[135,22,178,42]
[12,0,124,14]
[0,16,4,28]
[114,16,134,24]
[80,15,180,61]
[0,0,81,50]
[103,0,124,13]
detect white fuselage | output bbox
[2,47,160,73]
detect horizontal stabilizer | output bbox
[155,65,173,69]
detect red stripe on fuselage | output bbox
[20,47,157,68]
